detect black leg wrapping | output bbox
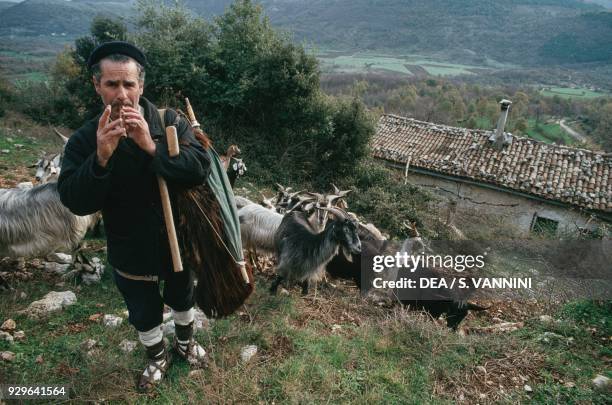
[175,321,194,342]
[145,340,167,360]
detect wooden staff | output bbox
[185,98,200,129]
[158,125,183,272]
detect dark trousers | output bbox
[113,269,195,332]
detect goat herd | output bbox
[0,136,486,330]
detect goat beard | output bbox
[174,183,254,318]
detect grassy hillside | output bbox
[0,119,610,402]
[540,86,610,99]
[2,260,611,403]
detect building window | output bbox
[532,215,559,235]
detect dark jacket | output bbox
[58,97,210,276]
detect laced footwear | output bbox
[137,340,172,393]
[173,321,208,368]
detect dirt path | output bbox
[559,119,586,142]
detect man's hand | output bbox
[97,105,126,168]
[122,106,156,156]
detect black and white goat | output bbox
[326,219,388,289]
[288,188,352,232]
[270,207,361,295]
[274,184,304,213]
[219,145,247,188]
[227,157,247,187]
[30,128,69,184]
[0,182,99,258]
[398,269,488,330]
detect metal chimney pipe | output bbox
[492,99,512,148]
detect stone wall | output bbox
[406,171,604,236]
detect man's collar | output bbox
[139,96,164,138]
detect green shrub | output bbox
[334,160,433,239]
[40,0,373,182]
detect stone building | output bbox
[371,106,612,236]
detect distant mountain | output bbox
[1,0,610,66]
[582,0,612,8]
[185,0,612,65]
[0,1,16,12]
[0,0,136,36]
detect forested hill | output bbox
[1,0,611,66]
[583,0,612,8]
[245,0,612,65]
[0,0,136,36]
[0,2,16,12]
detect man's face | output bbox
[93,59,144,116]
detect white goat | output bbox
[234,195,255,210]
[238,203,283,271]
[238,204,283,253]
[0,182,99,258]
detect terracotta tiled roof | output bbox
[372,114,612,212]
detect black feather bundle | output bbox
[175,184,254,318]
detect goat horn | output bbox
[289,190,306,198]
[402,221,420,237]
[327,194,340,201]
[227,144,241,156]
[297,194,317,202]
[305,191,325,201]
[288,199,310,213]
[260,193,273,203]
[330,184,351,197]
[53,127,69,144]
[322,206,346,220]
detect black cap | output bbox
[87,41,147,70]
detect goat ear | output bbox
[341,246,353,262]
